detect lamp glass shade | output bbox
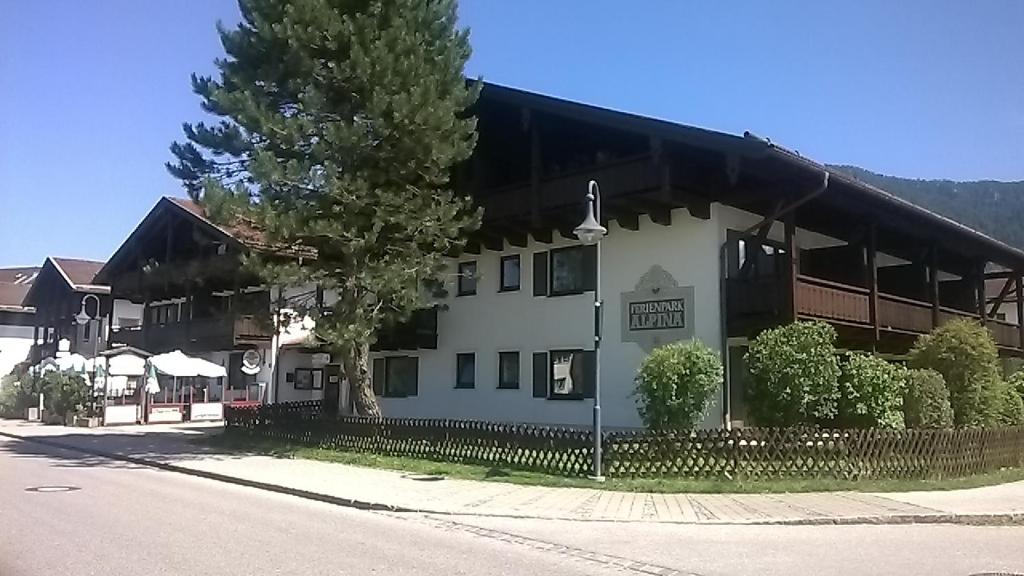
[574,202,607,245]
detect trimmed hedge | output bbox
[838,353,906,429]
[745,321,841,426]
[634,340,723,430]
[903,369,954,429]
[909,319,1003,427]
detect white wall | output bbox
[0,325,34,377]
[200,347,273,402]
[375,205,725,429]
[275,349,326,403]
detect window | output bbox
[541,246,596,296]
[457,261,477,296]
[500,255,520,292]
[294,368,323,390]
[456,352,475,389]
[498,351,520,389]
[373,356,419,398]
[533,349,594,400]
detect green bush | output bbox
[634,340,723,429]
[40,371,90,417]
[745,321,841,426]
[0,375,43,417]
[903,369,954,429]
[1009,370,1024,400]
[997,381,1024,426]
[838,353,906,429]
[908,318,1003,427]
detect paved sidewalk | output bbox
[2,420,1023,525]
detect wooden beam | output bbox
[481,234,504,252]
[929,247,940,328]
[867,225,880,342]
[1016,275,1023,349]
[976,264,987,324]
[529,111,542,227]
[505,229,528,249]
[616,212,639,232]
[784,213,799,321]
[648,208,671,227]
[529,228,553,244]
[988,276,1015,319]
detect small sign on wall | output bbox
[621,265,695,352]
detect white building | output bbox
[0,267,39,380]
[94,83,1024,429]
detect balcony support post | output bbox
[929,247,941,329]
[867,225,880,342]
[975,263,987,324]
[784,212,799,322]
[1016,274,1023,350]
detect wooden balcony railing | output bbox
[795,276,870,325]
[110,314,272,354]
[786,275,1022,351]
[878,293,932,334]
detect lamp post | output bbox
[573,180,608,480]
[76,294,102,418]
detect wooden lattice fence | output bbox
[225,401,1024,480]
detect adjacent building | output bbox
[0,267,38,379]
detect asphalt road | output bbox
[2,435,1023,576]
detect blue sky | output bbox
[2,1,1023,267]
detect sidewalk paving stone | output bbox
[2,420,1022,525]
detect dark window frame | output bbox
[383,356,418,398]
[293,367,324,390]
[497,351,520,390]
[457,261,478,296]
[499,255,521,292]
[455,352,476,389]
[548,247,584,296]
[548,348,586,400]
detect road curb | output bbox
[0,430,419,514]
[4,429,1023,526]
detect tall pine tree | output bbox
[168,0,480,416]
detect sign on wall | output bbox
[620,265,695,352]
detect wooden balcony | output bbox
[110,314,272,354]
[790,275,1022,351]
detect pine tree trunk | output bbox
[344,342,381,417]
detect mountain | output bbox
[829,165,1024,251]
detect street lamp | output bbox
[76,294,103,418]
[574,180,607,480]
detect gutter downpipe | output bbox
[717,167,830,430]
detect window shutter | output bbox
[533,251,548,296]
[372,358,385,396]
[532,352,548,398]
[582,350,597,399]
[582,245,597,292]
[408,357,419,397]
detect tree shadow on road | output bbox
[0,421,256,471]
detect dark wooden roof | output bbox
[476,81,1024,270]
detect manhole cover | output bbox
[24,485,81,493]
